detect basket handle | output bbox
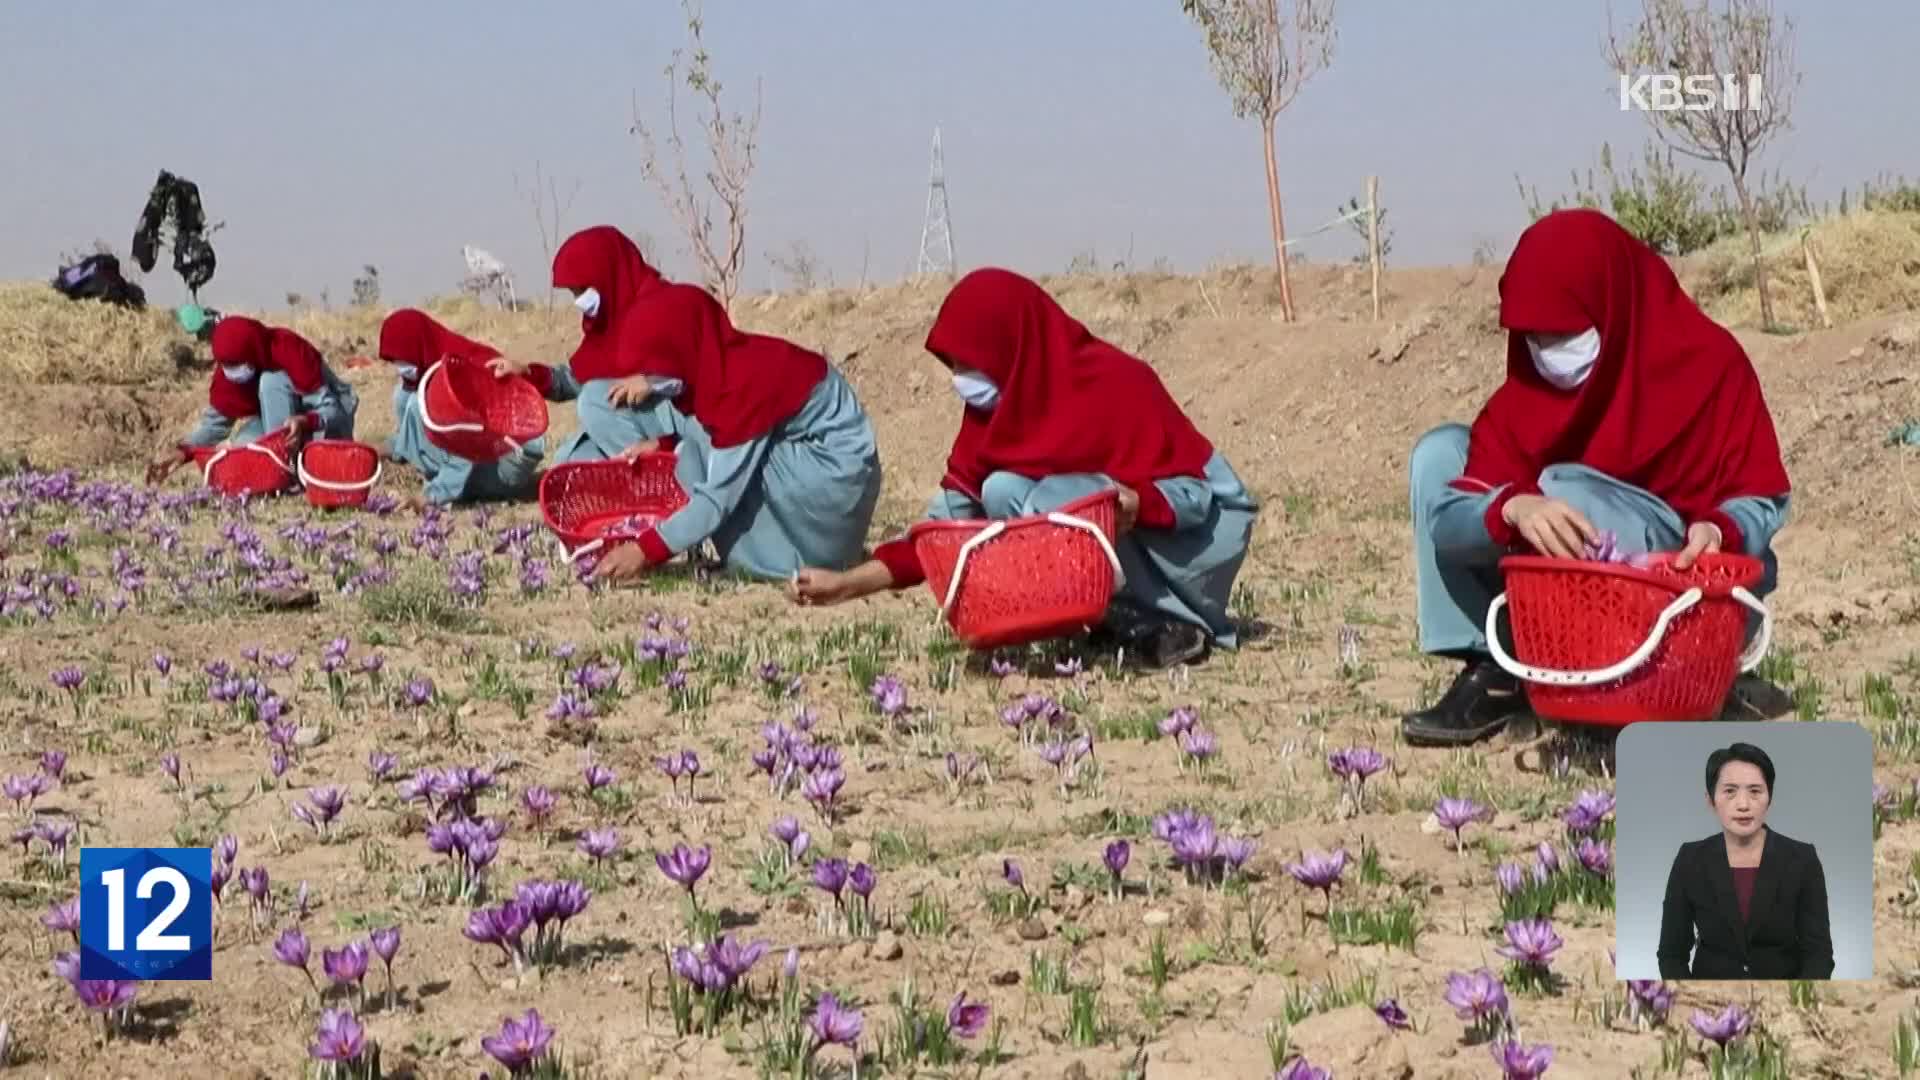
[296,454,383,492]
[418,359,522,452]
[1729,586,1773,673]
[1485,586,1704,686]
[202,441,293,485]
[937,510,1127,618]
[558,537,605,565]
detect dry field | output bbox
[1,211,1920,1078]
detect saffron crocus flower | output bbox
[1276,1059,1332,1080]
[1491,1040,1554,1080]
[869,675,907,717]
[1434,797,1490,853]
[520,785,556,827]
[1158,706,1197,738]
[39,750,66,781]
[401,677,435,707]
[159,752,182,787]
[1220,835,1256,873]
[42,895,80,940]
[1443,968,1510,1034]
[1103,840,1130,883]
[1575,837,1612,877]
[947,992,990,1039]
[655,842,711,898]
[1001,859,1024,893]
[323,940,371,1002]
[73,978,138,1015]
[308,1008,367,1064]
[813,858,850,902]
[848,862,876,901]
[1560,790,1615,835]
[583,762,615,791]
[51,667,85,692]
[1375,998,1412,1030]
[808,992,864,1049]
[1689,1004,1752,1047]
[275,928,322,995]
[1285,849,1348,906]
[366,752,397,783]
[1496,918,1564,972]
[152,653,173,676]
[370,926,401,1006]
[1626,980,1674,1026]
[1177,728,1219,763]
[1535,841,1560,876]
[770,815,803,849]
[304,786,348,834]
[578,827,620,863]
[482,1008,556,1073]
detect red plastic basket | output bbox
[419,358,549,463]
[297,439,382,509]
[907,490,1124,650]
[189,431,297,498]
[1488,552,1772,726]
[538,454,690,562]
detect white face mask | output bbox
[951,368,1000,411]
[574,288,602,318]
[393,364,419,384]
[222,364,257,385]
[648,377,685,399]
[1526,328,1601,390]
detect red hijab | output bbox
[619,283,826,449]
[208,316,327,415]
[1458,209,1789,518]
[551,226,666,383]
[924,268,1214,500]
[378,309,500,390]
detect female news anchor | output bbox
[1657,743,1834,979]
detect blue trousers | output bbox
[1410,424,1787,657]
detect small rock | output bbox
[782,896,810,916]
[1849,345,1867,360]
[868,931,904,961]
[989,969,1020,987]
[292,726,327,749]
[1016,918,1049,941]
[1063,884,1089,910]
[1062,1064,1092,1080]
[1418,814,1443,835]
[847,841,873,864]
[1143,909,1172,928]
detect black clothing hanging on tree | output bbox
[130,170,217,298]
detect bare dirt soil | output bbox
[2,246,1920,1079]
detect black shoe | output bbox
[1141,622,1210,670]
[1401,661,1529,747]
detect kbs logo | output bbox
[1619,74,1764,112]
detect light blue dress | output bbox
[922,451,1257,648]
[182,367,359,447]
[388,382,549,505]
[552,377,708,469]
[1408,422,1790,656]
[651,366,882,579]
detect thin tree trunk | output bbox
[1729,170,1774,329]
[1261,118,1294,321]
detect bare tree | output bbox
[1180,0,1337,322]
[514,162,583,309]
[1607,0,1800,328]
[351,264,381,307]
[768,239,826,291]
[630,0,763,311]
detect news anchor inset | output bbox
[1656,742,1833,980]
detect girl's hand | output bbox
[617,439,663,463]
[147,446,188,485]
[607,376,654,407]
[1113,483,1141,534]
[1503,494,1596,558]
[787,568,855,607]
[1671,522,1723,571]
[487,356,532,378]
[280,417,310,454]
[590,544,651,582]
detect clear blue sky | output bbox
[3,1,1912,309]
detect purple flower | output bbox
[273,928,311,970]
[1434,797,1491,849]
[1158,706,1197,738]
[578,827,620,862]
[1496,918,1563,970]
[1328,745,1387,785]
[809,992,864,1047]
[73,978,138,1013]
[1491,1040,1554,1079]
[309,1008,367,1063]
[848,862,876,899]
[152,653,173,676]
[947,992,990,1039]
[159,752,181,784]
[1689,1004,1752,1047]
[1443,968,1510,1024]
[813,857,850,899]
[482,1008,556,1071]
[1535,841,1560,876]
[51,666,85,692]
[1627,980,1673,1024]
[322,941,370,988]
[520,785,556,823]
[1276,1059,1331,1080]
[1001,858,1024,892]
[1103,840,1130,878]
[655,842,711,894]
[1177,728,1219,761]
[401,677,435,708]
[39,750,67,780]
[583,762,615,791]
[241,866,271,902]
[1285,849,1348,898]
[1496,862,1526,896]
[1561,790,1615,835]
[1575,837,1612,877]
[1170,817,1219,867]
[989,657,1015,677]
[770,815,803,847]
[1220,835,1257,871]
[1375,998,1412,1030]
[709,934,771,983]
[42,896,80,938]
[366,751,397,782]
[370,926,401,964]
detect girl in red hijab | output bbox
[787,268,1258,669]
[1403,209,1791,747]
[376,308,577,506]
[585,282,882,582]
[491,226,703,465]
[148,315,359,483]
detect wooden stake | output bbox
[1801,229,1833,330]
[1367,175,1382,321]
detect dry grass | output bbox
[1681,208,1920,329]
[0,282,194,384]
